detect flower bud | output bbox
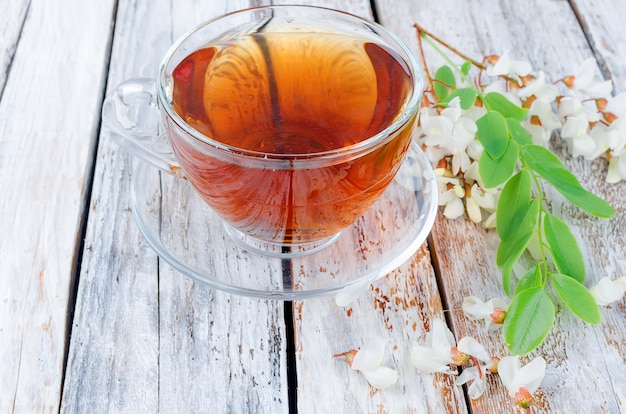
[436,158,448,170]
[488,357,500,374]
[596,97,608,111]
[334,349,358,366]
[604,112,618,124]
[530,115,542,126]
[450,347,470,366]
[562,75,576,88]
[486,55,500,65]
[514,387,535,410]
[490,308,507,325]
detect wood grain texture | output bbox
[0,0,30,94]
[2,0,619,413]
[61,1,288,413]
[570,0,626,92]
[378,0,626,412]
[268,0,468,412]
[0,0,115,412]
[294,248,468,413]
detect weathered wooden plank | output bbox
[159,3,288,410]
[61,1,288,413]
[570,0,626,92]
[378,0,626,412]
[0,0,116,412]
[266,0,467,412]
[0,0,30,94]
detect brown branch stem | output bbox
[413,23,435,94]
[413,23,486,70]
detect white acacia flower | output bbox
[571,58,613,99]
[607,118,626,154]
[336,337,399,389]
[561,116,597,159]
[443,196,464,220]
[410,319,459,375]
[436,175,465,220]
[465,196,482,224]
[486,51,532,78]
[483,211,497,229]
[518,71,558,103]
[471,183,498,211]
[466,140,484,162]
[604,118,626,182]
[456,336,491,364]
[456,358,497,400]
[466,184,498,224]
[454,337,494,399]
[606,153,626,183]
[523,123,551,147]
[411,319,491,376]
[498,355,546,409]
[558,96,601,123]
[464,161,482,184]
[605,91,626,116]
[421,98,477,175]
[590,275,626,306]
[463,296,509,331]
[527,98,562,140]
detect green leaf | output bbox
[441,88,477,110]
[461,60,472,76]
[479,139,519,188]
[433,66,456,100]
[543,213,585,283]
[521,145,615,218]
[503,286,555,354]
[507,118,533,146]
[514,264,543,295]
[476,111,510,159]
[483,92,529,121]
[551,273,601,324]
[502,261,514,297]
[496,198,540,267]
[497,170,532,241]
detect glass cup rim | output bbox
[156,4,424,164]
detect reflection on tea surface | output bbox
[169,31,415,243]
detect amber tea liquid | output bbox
[168,31,415,244]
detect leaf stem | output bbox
[413,23,486,71]
[525,164,550,284]
[414,24,435,97]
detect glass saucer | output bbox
[130,142,438,300]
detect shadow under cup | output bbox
[156,6,424,253]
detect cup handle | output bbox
[102,78,184,177]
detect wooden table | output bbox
[1,0,624,412]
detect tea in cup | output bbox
[104,5,424,255]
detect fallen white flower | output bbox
[498,355,546,409]
[590,275,626,306]
[410,319,459,374]
[456,359,496,400]
[462,296,509,331]
[337,336,399,389]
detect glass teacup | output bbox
[103,5,425,256]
